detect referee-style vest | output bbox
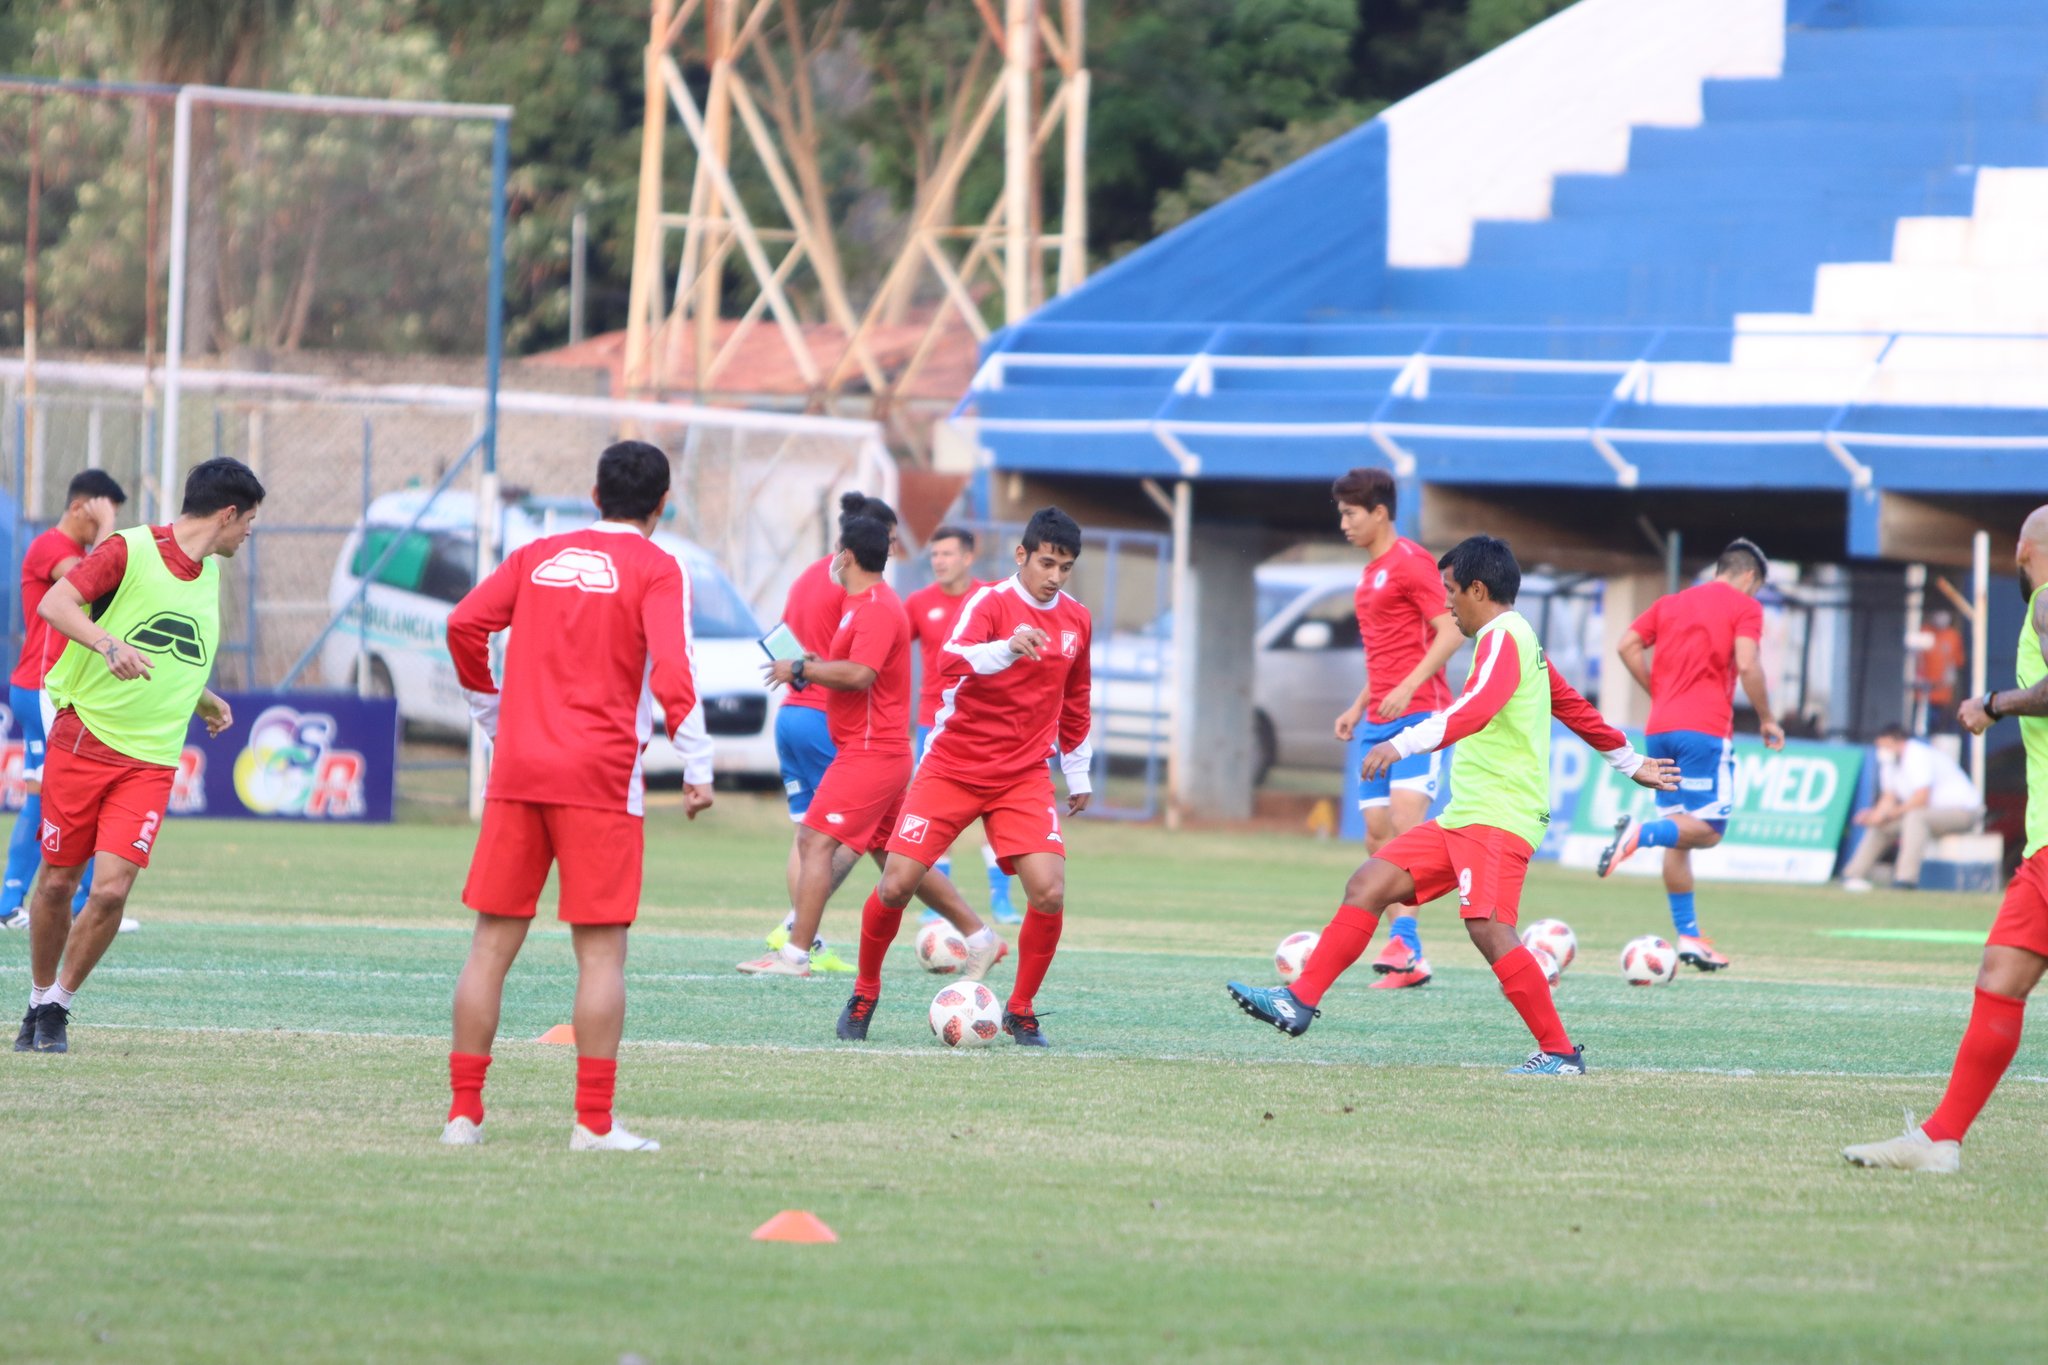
[45,525,220,765]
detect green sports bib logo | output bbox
[128,611,209,667]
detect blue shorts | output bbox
[1647,729,1733,822]
[7,684,47,784]
[1352,712,1442,810]
[774,704,837,820]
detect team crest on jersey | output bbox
[927,607,944,620]
[897,813,930,844]
[530,547,619,593]
[1060,630,1079,658]
[39,818,58,854]
[1372,569,1388,590]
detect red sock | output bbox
[855,888,905,999]
[1923,988,2026,1144]
[1494,946,1571,1054]
[1290,905,1380,1007]
[575,1056,618,1136]
[1006,907,1063,1016]
[447,1051,491,1124]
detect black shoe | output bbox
[14,1004,39,1052]
[836,992,876,1041]
[1001,1010,1049,1047]
[32,1003,67,1053]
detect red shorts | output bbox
[1987,847,2048,958]
[802,753,912,854]
[39,738,175,869]
[463,800,644,926]
[886,767,1065,874]
[1377,819,1534,925]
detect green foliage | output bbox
[1149,104,1378,239]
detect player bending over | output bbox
[759,491,905,975]
[1227,535,1679,1074]
[1844,504,2048,1172]
[836,507,1093,1047]
[737,514,1002,979]
[906,524,1020,925]
[15,459,257,1053]
[1,469,125,932]
[1597,537,1784,971]
[1329,468,1462,989]
[440,441,712,1152]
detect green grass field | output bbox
[2,794,2043,1364]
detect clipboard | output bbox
[759,621,808,688]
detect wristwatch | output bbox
[791,657,808,689]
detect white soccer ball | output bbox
[1520,918,1577,971]
[1274,931,1320,984]
[915,921,971,975]
[1527,944,1561,987]
[928,980,1001,1047]
[1620,935,1678,986]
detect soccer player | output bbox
[13,458,259,1054]
[1596,538,1786,970]
[0,470,125,932]
[1843,506,2048,1173]
[737,516,1002,978]
[1226,536,1678,1073]
[759,491,904,973]
[835,507,1094,1047]
[1329,468,1462,989]
[904,523,1020,925]
[440,441,711,1152]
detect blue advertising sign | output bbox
[0,691,398,823]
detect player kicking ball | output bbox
[836,508,1094,1047]
[737,514,1002,979]
[1228,536,1679,1073]
[440,441,713,1152]
[1844,505,2048,1173]
[1597,537,1784,971]
[14,459,259,1054]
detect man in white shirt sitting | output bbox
[1842,724,1985,891]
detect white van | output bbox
[319,490,779,780]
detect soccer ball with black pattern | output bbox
[915,921,971,975]
[928,981,1001,1047]
[1620,935,1678,986]
[1520,918,1577,971]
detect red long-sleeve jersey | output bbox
[446,523,698,817]
[1393,627,1631,757]
[919,576,1094,792]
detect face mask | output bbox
[829,552,848,588]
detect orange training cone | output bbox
[537,1024,576,1046]
[751,1210,838,1244]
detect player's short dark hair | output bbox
[1876,723,1909,743]
[1331,467,1395,514]
[67,470,126,507]
[1021,506,1082,559]
[180,457,266,517]
[596,440,671,520]
[1438,535,1520,606]
[930,523,976,551]
[838,515,892,574]
[839,490,898,528]
[1718,537,1768,581]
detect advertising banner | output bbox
[1555,733,1864,883]
[0,691,398,823]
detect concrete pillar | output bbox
[1596,572,1665,731]
[1171,518,1263,822]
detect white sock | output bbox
[780,910,797,932]
[779,942,810,967]
[47,982,74,1009]
[981,844,1000,870]
[965,926,995,950]
[810,936,827,953]
[28,983,48,1008]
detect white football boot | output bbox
[1843,1113,1959,1173]
[961,932,1007,982]
[439,1116,484,1146]
[570,1122,660,1153]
